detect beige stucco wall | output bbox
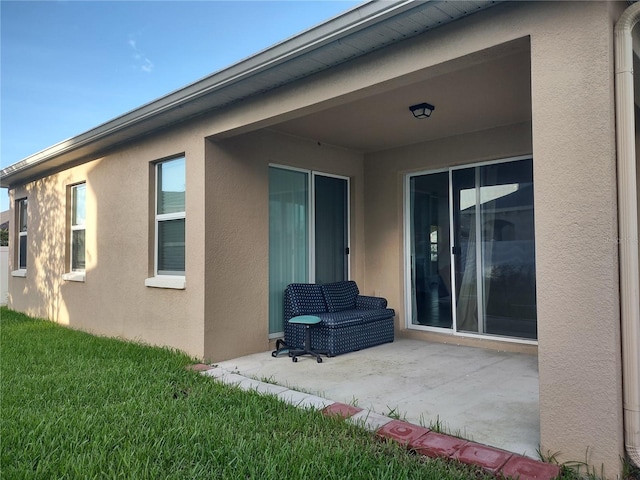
[530,2,624,474]
[7,123,207,358]
[202,129,364,361]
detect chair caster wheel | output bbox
[317,357,322,363]
[292,357,298,363]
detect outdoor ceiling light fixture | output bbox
[409,102,435,119]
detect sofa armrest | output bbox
[356,295,388,310]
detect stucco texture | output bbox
[8,124,207,358]
[530,2,624,473]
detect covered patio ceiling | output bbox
[270,38,531,154]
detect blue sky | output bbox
[0,0,362,211]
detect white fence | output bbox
[0,246,8,305]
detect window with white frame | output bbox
[17,198,27,270]
[155,157,185,276]
[70,183,86,271]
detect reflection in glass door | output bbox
[408,158,537,340]
[408,172,452,328]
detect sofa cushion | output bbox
[285,283,327,316]
[321,281,359,312]
[318,308,395,328]
[317,310,363,328]
[356,295,388,310]
[359,308,395,323]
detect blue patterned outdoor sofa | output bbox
[283,281,395,356]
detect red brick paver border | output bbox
[501,454,562,480]
[453,442,513,473]
[410,431,468,458]
[323,402,363,419]
[376,419,430,446]
[320,402,560,480]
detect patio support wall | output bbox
[530,1,624,472]
[202,130,365,362]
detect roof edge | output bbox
[1,0,420,186]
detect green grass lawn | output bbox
[1,308,498,479]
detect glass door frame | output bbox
[403,155,537,345]
[268,164,351,338]
[311,171,351,284]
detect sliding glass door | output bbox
[314,174,349,285]
[269,167,349,336]
[407,158,537,341]
[269,168,309,336]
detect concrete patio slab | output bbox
[215,338,540,457]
